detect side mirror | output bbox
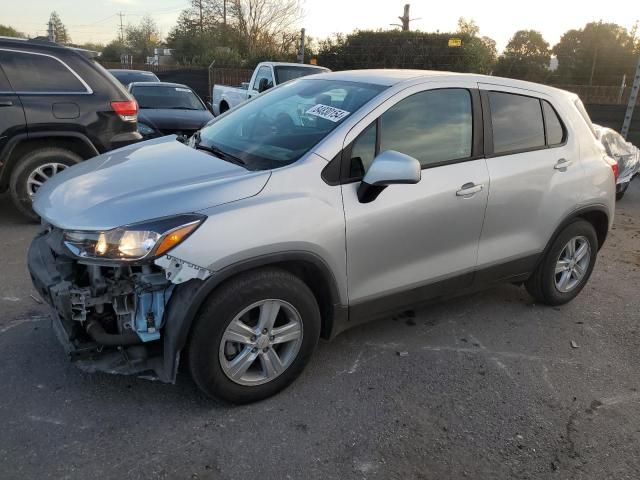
[258,78,271,93]
[357,150,421,203]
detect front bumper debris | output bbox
[27,227,196,382]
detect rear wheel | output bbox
[9,148,82,221]
[525,220,598,306]
[188,268,321,404]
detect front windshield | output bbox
[132,85,204,110]
[198,79,386,170]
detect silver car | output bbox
[28,70,616,403]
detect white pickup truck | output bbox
[211,62,329,116]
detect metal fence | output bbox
[555,85,640,106]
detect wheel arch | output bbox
[0,133,99,190]
[543,205,610,261]
[159,251,346,382]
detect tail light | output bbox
[111,100,138,122]
[602,155,619,181]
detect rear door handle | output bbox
[456,182,484,197]
[554,158,572,170]
[0,100,13,107]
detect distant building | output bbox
[147,48,175,66]
[549,56,559,72]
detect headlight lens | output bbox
[137,122,155,136]
[63,215,204,261]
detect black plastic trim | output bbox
[161,250,346,381]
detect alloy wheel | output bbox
[26,163,69,198]
[554,235,591,293]
[219,299,304,386]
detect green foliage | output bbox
[316,29,497,74]
[166,0,302,67]
[125,15,161,61]
[100,40,127,62]
[0,24,26,38]
[49,11,70,44]
[494,30,551,82]
[553,21,638,85]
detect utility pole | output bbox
[223,0,227,27]
[118,11,125,42]
[621,55,640,140]
[399,4,410,31]
[297,28,306,64]
[198,0,203,32]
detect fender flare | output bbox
[0,132,99,187]
[158,251,344,383]
[534,203,610,271]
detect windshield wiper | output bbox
[192,131,246,166]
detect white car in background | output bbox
[594,124,640,200]
[211,62,329,116]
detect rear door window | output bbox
[542,100,565,146]
[489,92,545,154]
[0,50,88,93]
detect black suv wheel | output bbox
[9,148,82,221]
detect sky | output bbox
[2,0,638,52]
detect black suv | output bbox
[0,37,141,219]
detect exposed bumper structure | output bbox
[27,228,203,382]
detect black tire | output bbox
[188,268,321,404]
[219,102,229,114]
[9,148,82,221]
[525,220,598,306]
[616,182,629,201]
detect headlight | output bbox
[137,122,156,136]
[63,214,205,261]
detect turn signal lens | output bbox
[155,223,200,256]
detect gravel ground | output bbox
[0,181,639,480]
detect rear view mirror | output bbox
[357,150,421,203]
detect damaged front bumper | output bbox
[27,227,210,382]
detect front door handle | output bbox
[456,182,484,197]
[0,100,13,107]
[554,158,572,170]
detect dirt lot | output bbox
[1,182,639,480]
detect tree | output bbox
[457,17,480,37]
[125,16,161,62]
[100,40,127,62]
[229,0,302,56]
[317,30,496,74]
[553,21,638,85]
[49,11,70,43]
[0,24,26,38]
[494,30,551,81]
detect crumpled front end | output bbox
[27,226,208,382]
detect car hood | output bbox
[33,136,270,231]
[138,108,214,132]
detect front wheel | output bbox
[525,220,598,306]
[188,268,321,404]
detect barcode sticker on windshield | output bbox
[306,104,350,122]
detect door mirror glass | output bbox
[357,150,421,203]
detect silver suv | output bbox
[28,70,616,403]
